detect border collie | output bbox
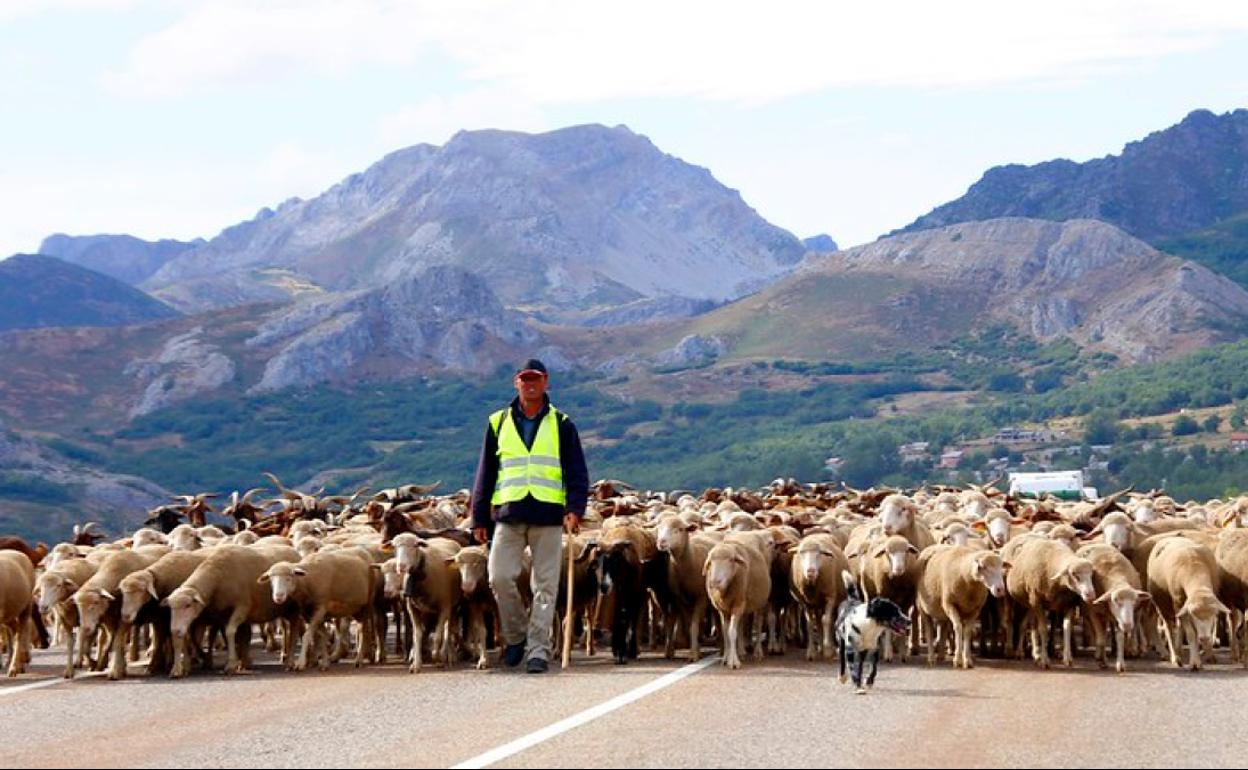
[836,570,911,694]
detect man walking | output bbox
[471,359,588,673]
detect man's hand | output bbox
[563,513,580,534]
[473,527,489,544]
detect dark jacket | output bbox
[471,395,589,530]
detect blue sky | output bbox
[2,1,1247,259]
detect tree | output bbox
[1203,415,1222,433]
[1083,409,1121,445]
[1172,415,1199,436]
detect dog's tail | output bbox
[841,569,864,603]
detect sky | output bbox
[2,0,1248,259]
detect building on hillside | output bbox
[1231,433,1248,452]
[898,441,930,463]
[938,450,964,470]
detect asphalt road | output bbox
[1,646,1243,768]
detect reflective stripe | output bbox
[491,405,566,507]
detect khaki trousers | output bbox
[489,522,562,662]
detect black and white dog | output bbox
[835,570,911,694]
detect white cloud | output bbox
[103,0,1248,102]
[0,0,136,23]
[377,89,550,148]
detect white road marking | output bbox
[451,656,720,769]
[0,671,105,697]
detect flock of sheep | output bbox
[4,477,1248,683]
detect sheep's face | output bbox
[1096,587,1148,634]
[1177,595,1229,647]
[972,555,1007,599]
[655,519,691,554]
[1101,518,1132,551]
[961,495,989,521]
[296,539,321,560]
[1132,502,1157,524]
[987,516,1012,548]
[942,526,971,548]
[391,536,426,576]
[704,551,743,594]
[380,562,403,600]
[878,539,916,577]
[878,498,913,536]
[1060,560,1097,602]
[169,529,201,552]
[260,565,304,605]
[132,529,167,548]
[165,588,206,637]
[1049,527,1078,551]
[454,554,488,596]
[795,546,829,583]
[74,588,114,635]
[35,573,74,614]
[118,574,158,624]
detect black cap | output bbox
[516,358,548,376]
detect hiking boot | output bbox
[525,657,549,674]
[503,642,525,668]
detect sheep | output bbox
[1148,536,1230,670]
[587,519,658,665]
[972,509,1028,549]
[447,546,494,670]
[260,550,379,671]
[1085,512,1137,554]
[655,513,717,661]
[1215,529,1248,666]
[915,545,1008,669]
[703,532,772,670]
[167,524,203,551]
[1075,543,1149,673]
[399,537,462,673]
[130,529,169,548]
[788,534,849,661]
[116,550,211,677]
[1004,538,1096,668]
[33,556,99,677]
[877,494,935,549]
[0,551,36,676]
[164,544,299,675]
[72,546,170,680]
[850,534,921,660]
[0,536,47,568]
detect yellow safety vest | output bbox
[490,406,567,507]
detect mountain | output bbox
[803,234,839,252]
[0,414,171,543]
[139,125,806,323]
[0,264,543,426]
[665,218,1248,364]
[0,254,180,331]
[38,233,203,285]
[896,109,1248,242]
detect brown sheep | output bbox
[260,550,379,671]
[164,544,299,675]
[916,545,1008,669]
[0,551,36,676]
[1148,536,1229,670]
[789,534,849,662]
[704,532,772,670]
[1074,543,1149,673]
[1004,538,1096,668]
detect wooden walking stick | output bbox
[562,527,576,669]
